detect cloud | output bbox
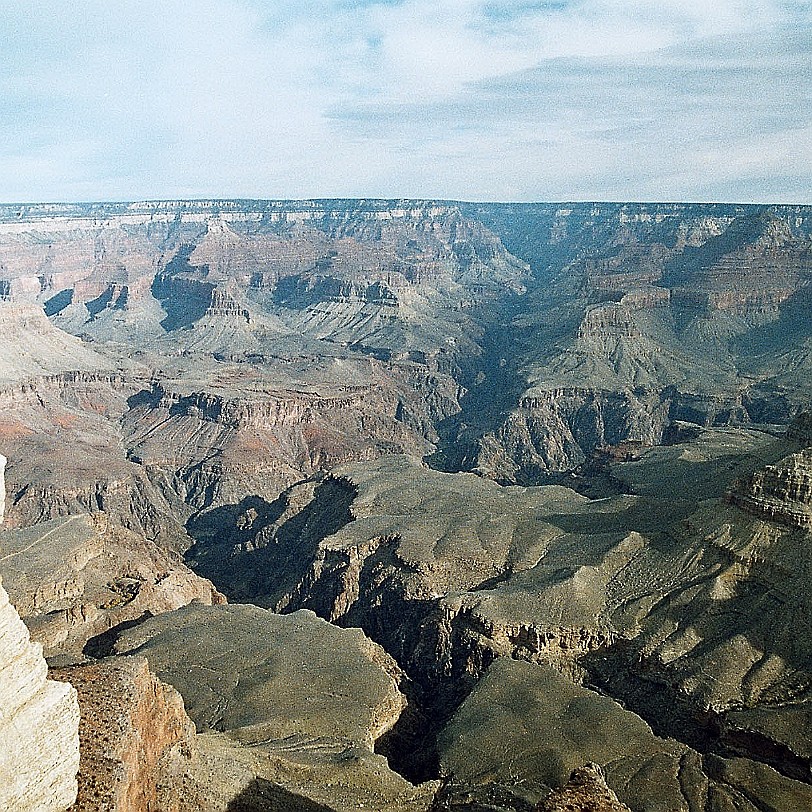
[0,0,808,202]
[324,19,811,200]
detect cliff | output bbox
[2,199,812,810]
[0,575,80,811]
[728,448,812,528]
[54,657,198,812]
[188,427,812,801]
[0,451,5,523]
[449,203,812,483]
[727,412,812,528]
[0,200,810,526]
[439,659,812,811]
[0,513,224,657]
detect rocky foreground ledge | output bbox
[0,576,79,811]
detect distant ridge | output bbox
[4,198,810,224]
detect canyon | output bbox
[0,199,811,810]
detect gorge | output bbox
[1,198,811,810]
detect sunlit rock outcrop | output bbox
[0,451,5,523]
[0,575,80,811]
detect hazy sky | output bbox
[1,0,810,203]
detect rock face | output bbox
[113,603,437,811]
[729,447,812,528]
[728,414,812,528]
[54,613,437,812]
[2,199,812,810]
[0,575,80,811]
[0,200,809,536]
[538,764,630,812]
[439,659,812,811]
[54,657,197,812]
[120,371,438,511]
[0,450,5,523]
[0,370,192,549]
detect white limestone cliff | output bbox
[0,573,80,811]
[0,452,5,523]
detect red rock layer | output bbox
[56,656,197,812]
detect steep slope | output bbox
[55,656,198,812]
[454,204,812,482]
[0,303,113,384]
[0,575,79,811]
[113,604,438,811]
[2,199,812,810]
[0,513,223,657]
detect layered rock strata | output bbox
[0,200,810,519]
[188,427,812,796]
[538,764,631,812]
[728,448,812,528]
[0,513,224,657]
[0,575,80,811]
[0,450,5,522]
[439,659,812,811]
[1,200,812,810]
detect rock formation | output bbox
[0,575,80,811]
[727,411,812,528]
[0,450,5,523]
[728,447,812,528]
[54,657,197,812]
[113,604,438,811]
[0,199,809,519]
[186,426,812,798]
[452,203,812,483]
[114,604,406,748]
[0,199,812,810]
[0,513,224,657]
[537,764,631,812]
[439,659,812,811]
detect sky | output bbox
[0,0,810,203]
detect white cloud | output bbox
[0,0,808,202]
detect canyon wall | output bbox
[0,576,80,811]
[0,200,810,516]
[0,200,811,810]
[55,657,198,812]
[0,451,5,523]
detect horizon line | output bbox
[2,197,811,210]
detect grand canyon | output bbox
[2,198,812,811]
